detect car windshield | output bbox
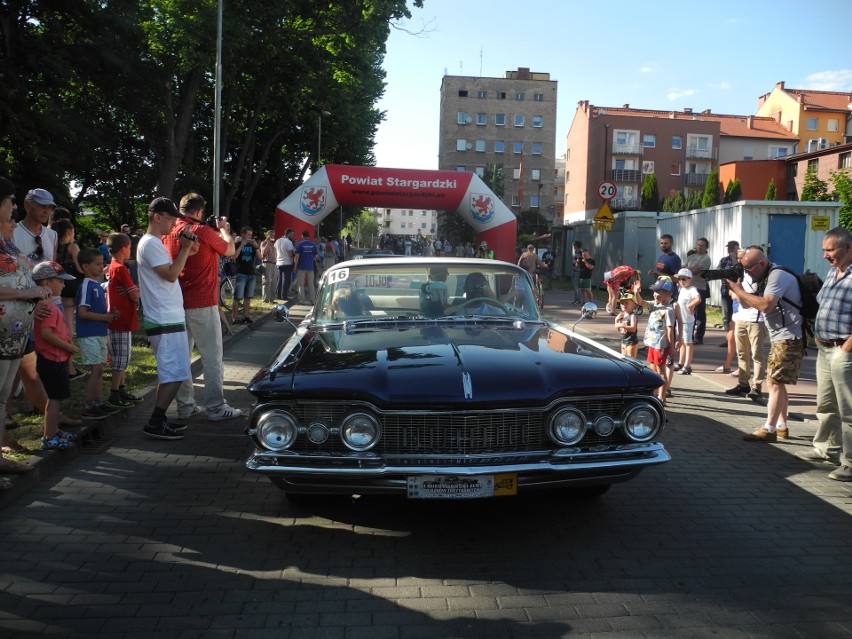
[314,260,540,323]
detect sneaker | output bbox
[795,448,840,465]
[176,405,204,421]
[105,397,135,409]
[743,427,776,442]
[143,419,185,440]
[208,404,244,422]
[41,435,70,450]
[81,405,116,420]
[776,427,789,440]
[725,384,749,396]
[120,391,144,403]
[828,465,852,482]
[747,387,763,401]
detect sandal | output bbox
[672,363,683,371]
[714,365,731,373]
[41,435,70,451]
[57,430,78,442]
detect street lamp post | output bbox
[317,110,331,166]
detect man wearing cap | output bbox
[162,193,241,423]
[137,197,197,440]
[14,189,58,264]
[717,240,740,332]
[476,241,494,260]
[796,227,852,481]
[684,237,712,344]
[727,246,804,443]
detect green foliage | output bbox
[342,209,381,247]
[765,179,777,201]
[1,0,421,233]
[723,178,741,203]
[686,190,703,210]
[640,174,659,211]
[829,170,852,230]
[701,167,721,208]
[801,165,832,201]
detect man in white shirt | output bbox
[137,197,197,440]
[274,227,295,300]
[14,188,58,264]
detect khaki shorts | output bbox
[766,338,805,385]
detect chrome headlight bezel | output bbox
[340,412,382,451]
[622,403,661,442]
[256,410,299,451]
[549,407,587,446]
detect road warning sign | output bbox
[594,202,614,223]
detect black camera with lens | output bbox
[702,263,744,282]
[206,215,219,228]
[180,228,198,242]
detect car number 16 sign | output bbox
[597,181,616,201]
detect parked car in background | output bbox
[245,258,669,502]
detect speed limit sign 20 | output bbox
[597,181,616,201]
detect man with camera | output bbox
[726,246,804,443]
[163,193,241,423]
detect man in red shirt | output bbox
[163,193,241,422]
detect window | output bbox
[497,91,506,99]
[495,113,506,126]
[455,166,466,171]
[456,139,468,151]
[643,134,656,148]
[839,152,852,169]
[808,159,819,171]
[642,160,655,174]
[511,194,519,207]
[494,140,505,153]
[531,169,541,181]
[408,210,413,216]
[512,168,521,180]
[770,146,788,158]
[457,111,470,125]
[672,136,682,149]
[530,195,540,208]
[477,90,487,99]
[806,117,818,131]
[743,145,753,161]
[476,112,487,125]
[475,140,485,152]
[475,166,486,177]
[670,163,681,176]
[827,118,839,132]
[516,92,525,100]
[421,222,427,228]
[532,142,542,155]
[532,116,543,128]
[513,141,523,154]
[420,210,426,216]
[514,114,524,127]
[533,92,544,102]
[458,90,468,97]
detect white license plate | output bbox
[407,474,517,499]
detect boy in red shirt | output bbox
[106,233,143,405]
[32,261,81,450]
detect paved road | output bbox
[1,292,850,638]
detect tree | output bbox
[686,190,703,210]
[640,174,659,211]
[701,167,721,208]
[342,209,381,247]
[829,170,852,230]
[765,179,777,201]
[723,178,741,203]
[801,166,832,201]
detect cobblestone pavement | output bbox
[1,290,851,638]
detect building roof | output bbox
[773,86,852,113]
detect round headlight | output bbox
[549,408,587,446]
[307,422,330,444]
[623,404,661,442]
[340,412,381,451]
[593,415,616,437]
[256,410,298,451]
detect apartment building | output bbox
[757,81,852,152]
[370,207,438,236]
[438,68,558,224]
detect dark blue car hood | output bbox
[248,323,662,407]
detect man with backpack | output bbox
[727,246,804,443]
[796,227,852,482]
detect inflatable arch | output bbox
[274,165,517,262]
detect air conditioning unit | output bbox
[465,143,472,150]
[818,138,829,150]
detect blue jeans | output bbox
[571,271,581,301]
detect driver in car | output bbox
[456,272,508,316]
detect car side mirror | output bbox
[572,302,598,332]
[272,304,289,323]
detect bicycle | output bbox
[533,268,546,309]
[219,274,235,311]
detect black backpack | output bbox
[761,265,823,338]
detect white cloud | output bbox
[708,81,733,90]
[666,88,697,102]
[803,69,852,91]
[640,64,655,74]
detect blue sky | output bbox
[373,0,852,170]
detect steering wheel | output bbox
[446,296,510,315]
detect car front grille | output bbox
[275,398,639,458]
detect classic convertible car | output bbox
[245,258,669,501]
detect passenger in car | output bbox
[330,288,366,319]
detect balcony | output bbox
[685,173,709,186]
[610,169,641,182]
[611,197,639,210]
[685,145,717,160]
[612,143,643,155]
